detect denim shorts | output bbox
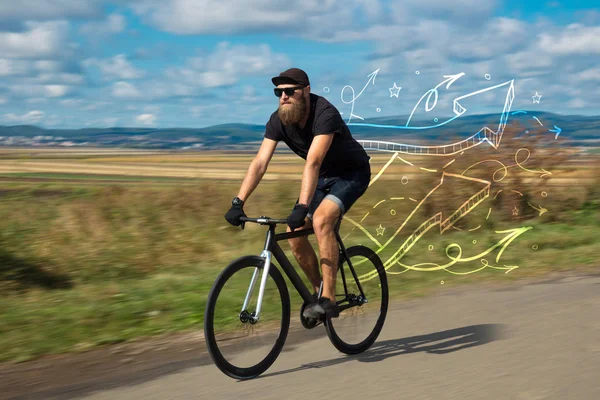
[297,163,371,219]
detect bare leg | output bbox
[312,199,342,301]
[287,219,321,294]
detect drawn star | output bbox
[512,206,519,216]
[532,92,542,103]
[376,224,386,236]
[389,82,402,98]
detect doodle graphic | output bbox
[532,92,542,103]
[515,149,552,177]
[323,87,330,93]
[357,227,532,280]
[341,69,379,123]
[527,202,548,216]
[532,245,539,250]
[351,78,515,157]
[549,125,562,139]
[332,70,558,280]
[416,71,420,75]
[347,172,491,263]
[376,108,381,112]
[389,82,402,98]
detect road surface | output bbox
[2,273,599,399]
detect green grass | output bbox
[0,178,598,363]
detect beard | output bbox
[278,94,307,126]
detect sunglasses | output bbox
[274,86,305,97]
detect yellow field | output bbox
[0,147,595,188]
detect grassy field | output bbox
[0,143,598,363]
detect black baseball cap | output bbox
[271,68,310,87]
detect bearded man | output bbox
[224,68,371,319]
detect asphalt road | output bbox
[3,273,599,400]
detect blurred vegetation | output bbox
[0,124,598,362]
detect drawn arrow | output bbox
[527,202,548,216]
[404,72,466,127]
[354,79,515,156]
[549,125,562,139]
[345,172,491,275]
[357,225,532,282]
[341,69,380,123]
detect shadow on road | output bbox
[257,324,505,380]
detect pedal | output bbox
[300,302,322,329]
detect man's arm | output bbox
[237,138,278,202]
[298,134,334,205]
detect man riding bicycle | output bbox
[224,68,371,320]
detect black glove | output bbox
[287,203,308,231]
[225,197,247,227]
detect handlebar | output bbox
[239,216,288,228]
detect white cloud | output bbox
[576,68,600,82]
[539,24,600,55]
[112,81,142,98]
[0,21,69,59]
[567,98,586,108]
[0,1,103,22]
[165,42,290,89]
[59,98,85,107]
[133,0,357,35]
[395,0,497,22]
[0,59,30,76]
[0,96,6,104]
[26,98,48,104]
[85,54,144,80]
[80,13,126,37]
[8,83,71,98]
[4,110,44,124]
[135,113,156,126]
[45,85,69,97]
[33,60,63,73]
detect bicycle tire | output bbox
[204,256,290,379]
[325,245,388,355]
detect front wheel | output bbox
[325,245,389,355]
[204,256,290,379]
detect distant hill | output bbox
[0,111,598,149]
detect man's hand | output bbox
[287,204,308,231]
[224,197,247,226]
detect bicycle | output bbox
[204,215,389,380]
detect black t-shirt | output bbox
[264,93,370,177]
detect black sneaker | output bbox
[302,297,340,319]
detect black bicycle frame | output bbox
[262,219,367,307]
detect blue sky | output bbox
[0,0,598,128]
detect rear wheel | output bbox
[325,245,388,354]
[204,256,290,379]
